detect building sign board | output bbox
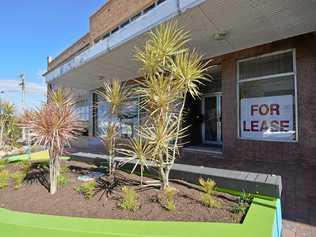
[240,95,294,141]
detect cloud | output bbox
[0,79,46,96]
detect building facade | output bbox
[44,0,316,222]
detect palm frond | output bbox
[135,21,190,76]
[171,50,212,98]
[23,90,82,156]
[136,74,179,116]
[49,88,76,107]
[97,80,132,116]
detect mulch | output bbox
[0,160,246,223]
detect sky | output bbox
[0,0,105,113]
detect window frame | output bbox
[236,48,298,142]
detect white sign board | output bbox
[240,95,295,141]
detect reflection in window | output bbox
[76,99,89,121]
[96,96,140,138]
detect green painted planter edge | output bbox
[0,196,277,237]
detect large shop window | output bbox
[76,99,89,122]
[96,96,140,138]
[237,50,297,142]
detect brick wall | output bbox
[48,0,156,72]
[48,33,90,71]
[89,0,155,41]
[218,33,316,165]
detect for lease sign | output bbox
[240,95,294,141]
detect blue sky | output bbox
[0,0,105,112]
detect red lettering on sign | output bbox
[270,120,278,132]
[243,121,250,131]
[251,121,259,131]
[280,120,289,131]
[251,105,258,116]
[270,104,280,115]
[260,120,269,131]
[259,104,269,115]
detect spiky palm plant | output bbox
[24,88,81,194]
[97,80,132,175]
[133,21,210,189]
[118,137,152,186]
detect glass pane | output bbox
[96,98,111,135]
[200,66,221,94]
[239,51,293,80]
[119,99,139,138]
[204,97,217,142]
[239,75,295,98]
[239,76,296,141]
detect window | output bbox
[237,50,297,142]
[119,98,140,138]
[76,99,89,122]
[96,95,140,138]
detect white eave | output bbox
[45,0,316,89]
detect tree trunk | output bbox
[49,149,60,194]
[172,94,187,160]
[0,123,4,147]
[160,166,170,190]
[140,165,144,186]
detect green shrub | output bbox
[58,165,70,185]
[11,171,26,189]
[163,187,177,211]
[199,177,216,195]
[20,160,31,174]
[0,170,10,189]
[75,181,96,199]
[232,202,248,215]
[58,174,69,185]
[60,165,70,174]
[0,159,7,171]
[201,193,221,208]
[119,186,139,211]
[232,191,252,215]
[199,177,221,208]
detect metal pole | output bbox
[19,74,25,112]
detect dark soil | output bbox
[0,160,247,223]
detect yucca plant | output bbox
[97,80,132,175]
[23,88,81,194]
[118,136,152,186]
[133,21,210,190]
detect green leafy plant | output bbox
[60,165,70,174]
[58,165,70,185]
[119,186,139,211]
[232,191,253,215]
[97,80,132,175]
[232,202,248,215]
[199,177,216,195]
[199,177,221,208]
[11,171,25,189]
[0,159,7,171]
[0,169,10,189]
[121,21,211,190]
[118,137,151,186]
[75,181,96,199]
[57,174,69,185]
[163,187,177,211]
[20,160,31,174]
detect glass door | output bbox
[202,94,222,144]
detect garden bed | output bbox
[0,160,248,223]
